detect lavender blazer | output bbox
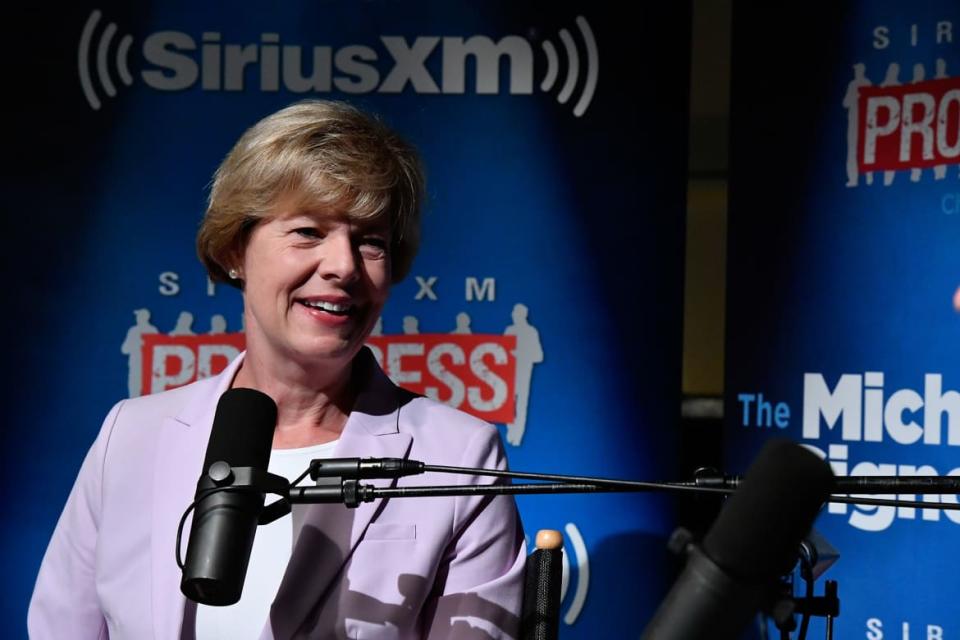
[29,349,526,639]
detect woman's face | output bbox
[239,194,391,370]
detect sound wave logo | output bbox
[78,10,134,111]
[77,10,600,117]
[538,17,599,118]
[558,522,589,625]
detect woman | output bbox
[29,101,525,639]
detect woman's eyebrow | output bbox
[280,210,334,224]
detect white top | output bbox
[195,440,340,639]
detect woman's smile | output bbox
[294,295,361,328]
[239,199,391,367]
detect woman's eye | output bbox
[294,227,322,239]
[359,237,388,258]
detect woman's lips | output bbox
[295,299,355,327]
[297,297,354,314]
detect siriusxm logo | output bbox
[78,10,599,116]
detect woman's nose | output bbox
[318,231,359,282]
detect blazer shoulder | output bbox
[111,375,222,425]
[403,395,495,433]
[399,395,505,461]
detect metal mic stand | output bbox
[179,457,960,640]
[763,565,838,640]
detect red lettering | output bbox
[858,76,960,171]
[368,334,516,423]
[140,333,519,424]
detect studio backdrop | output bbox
[5,2,691,637]
[726,3,960,638]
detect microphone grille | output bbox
[203,388,278,472]
[703,439,833,582]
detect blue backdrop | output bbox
[726,3,960,638]
[4,2,690,636]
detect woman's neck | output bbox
[231,351,355,449]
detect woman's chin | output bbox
[285,335,363,366]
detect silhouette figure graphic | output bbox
[120,308,158,397]
[504,304,543,446]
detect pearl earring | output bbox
[228,268,240,280]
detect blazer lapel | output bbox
[151,355,245,640]
[269,349,413,639]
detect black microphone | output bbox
[641,439,834,640]
[308,457,425,479]
[180,388,277,606]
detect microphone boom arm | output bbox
[187,459,960,539]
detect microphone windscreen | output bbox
[181,387,277,606]
[203,388,277,472]
[702,439,833,582]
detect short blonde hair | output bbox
[197,100,424,285]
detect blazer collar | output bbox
[150,348,413,640]
[268,348,414,639]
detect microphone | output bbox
[180,388,277,606]
[641,439,834,640]
[309,457,424,479]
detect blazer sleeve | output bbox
[28,401,123,640]
[423,424,526,640]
